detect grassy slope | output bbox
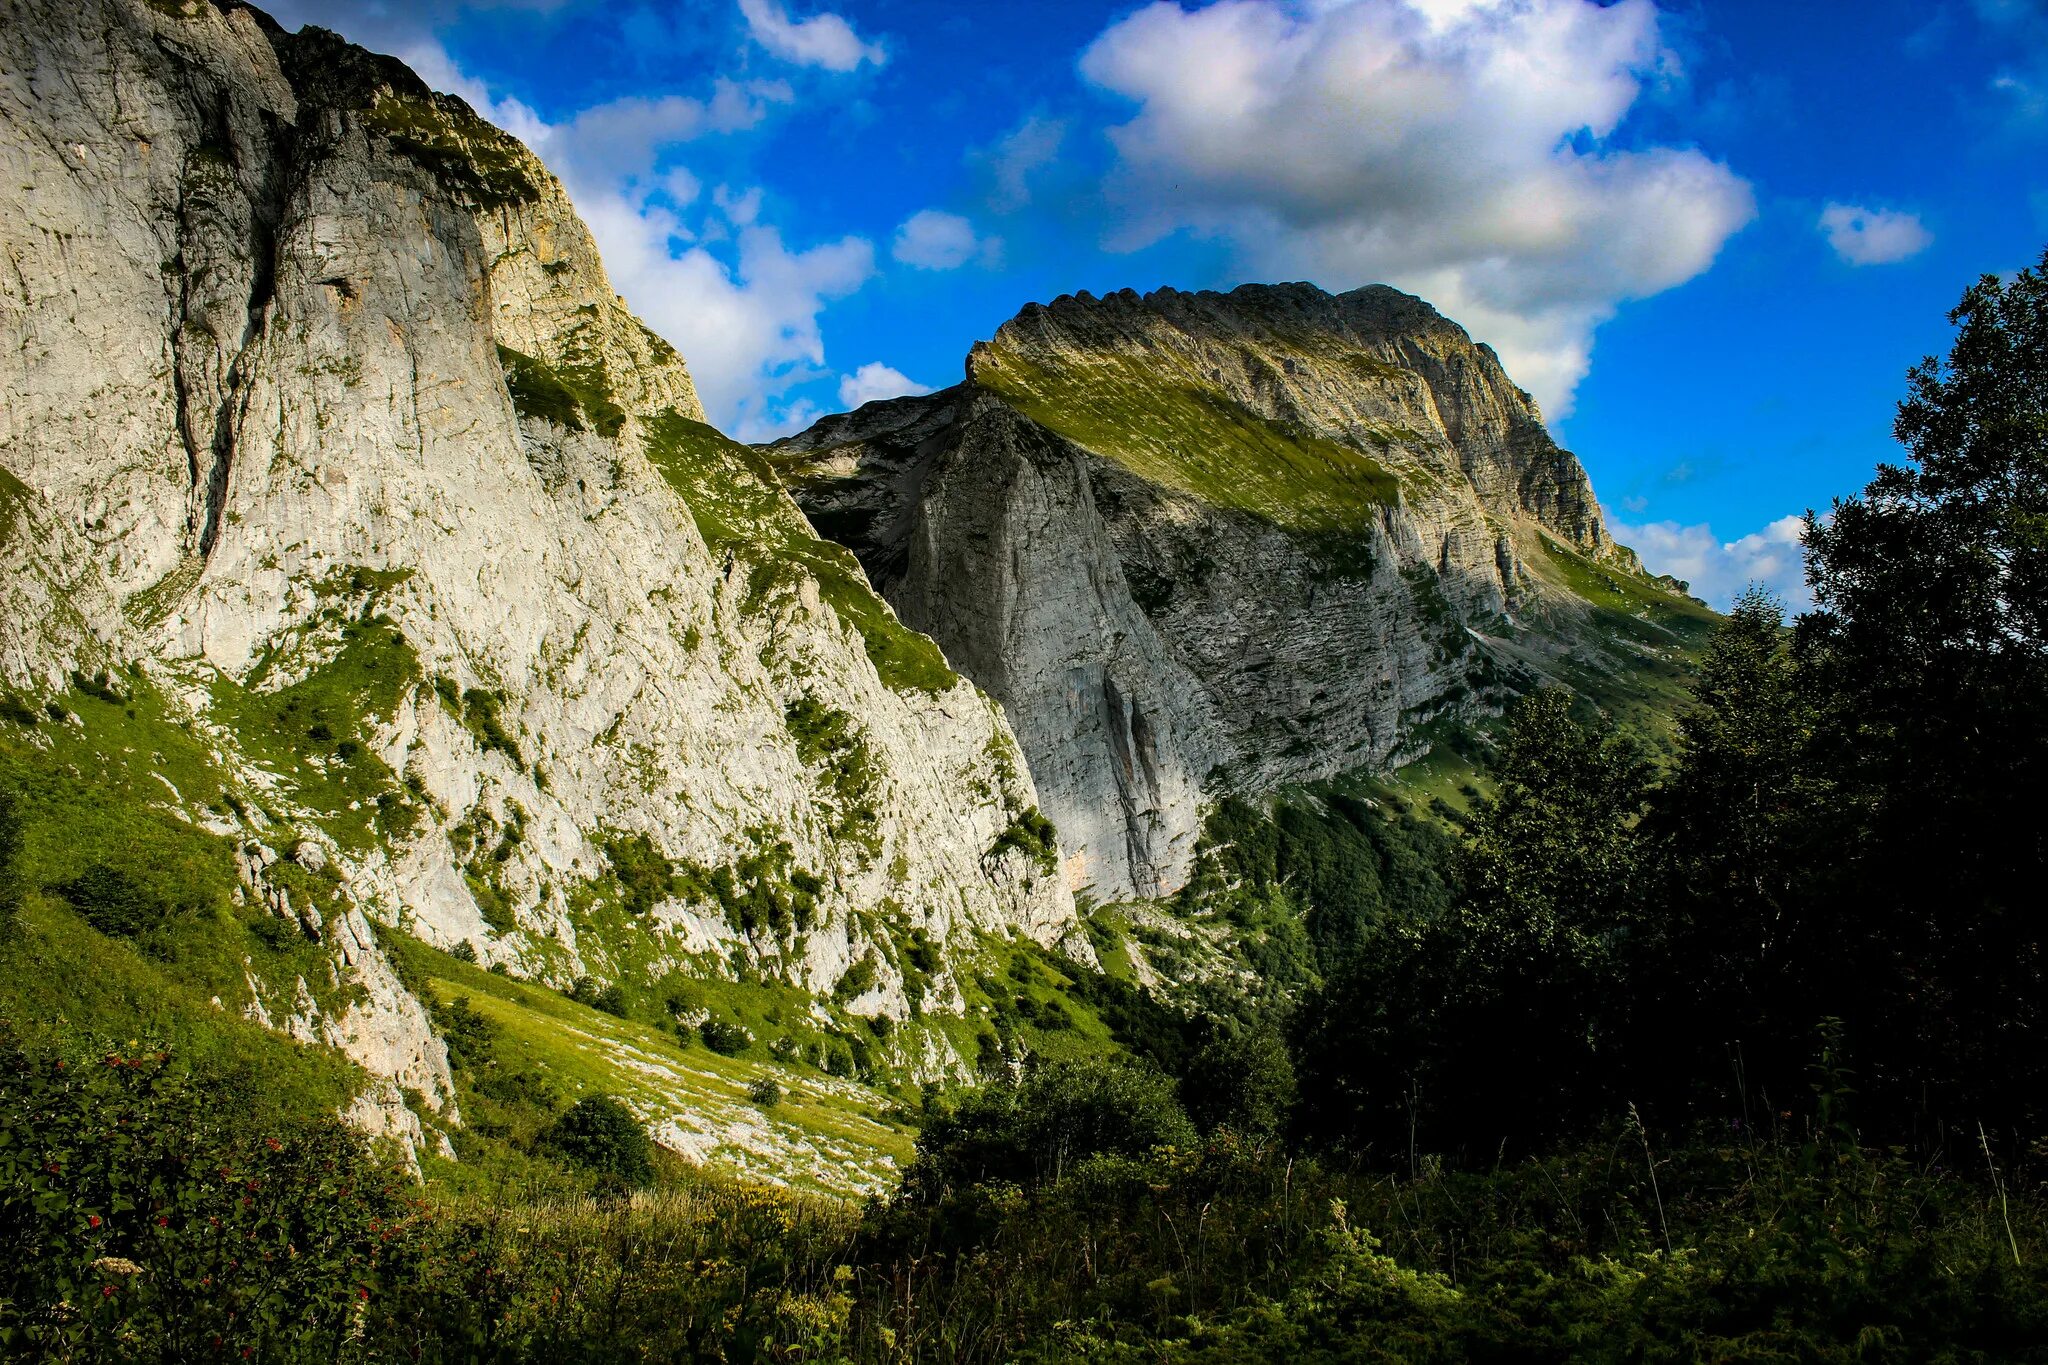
[973,341,1405,536]
[644,411,956,694]
[390,934,918,1198]
[0,687,368,1127]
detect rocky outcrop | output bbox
[776,284,1669,901]
[0,0,1079,1142]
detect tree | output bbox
[901,1057,1193,1201]
[1632,589,1828,1111]
[1796,248,2048,1131]
[543,1096,654,1189]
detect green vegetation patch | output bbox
[380,933,916,1196]
[366,91,539,209]
[974,342,1403,558]
[784,695,882,856]
[209,592,426,852]
[496,343,626,438]
[644,411,956,693]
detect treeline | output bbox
[1160,250,2048,1163]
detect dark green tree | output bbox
[901,1056,1193,1202]
[1797,247,2048,1131]
[542,1095,654,1189]
[1633,589,1827,1112]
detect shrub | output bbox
[0,1035,408,1361]
[990,808,1060,878]
[540,1096,653,1188]
[699,1018,753,1056]
[902,1056,1194,1201]
[833,952,879,1003]
[748,1077,784,1108]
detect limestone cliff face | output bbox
[776,284,1664,902]
[0,0,1077,1132]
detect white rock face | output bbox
[0,0,1078,1142]
[776,284,1662,902]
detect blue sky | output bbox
[267,0,2048,606]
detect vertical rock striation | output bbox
[0,0,1079,1143]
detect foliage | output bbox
[0,1033,409,1361]
[784,696,882,853]
[599,831,675,916]
[643,409,957,693]
[495,344,626,439]
[990,806,1060,878]
[1789,246,2048,1134]
[698,1017,753,1056]
[901,1056,1195,1202]
[539,1096,653,1190]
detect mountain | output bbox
[0,0,1077,1181]
[772,283,1714,901]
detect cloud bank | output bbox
[1074,0,1756,416]
[1608,511,1811,610]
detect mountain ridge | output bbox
[0,0,1078,1181]
[773,281,1708,900]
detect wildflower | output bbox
[102,1285,115,1298]
[45,1162,60,1174]
[265,1138,281,1152]
[358,1287,371,1301]
[92,1257,144,1277]
[88,1215,101,1229]
[157,1217,169,1228]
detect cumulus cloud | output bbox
[1607,511,1810,610]
[549,80,792,181]
[1818,204,1933,266]
[738,0,886,71]
[1075,0,1756,415]
[891,209,1000,270]
[838,362,935,409]
[259,4,880,435]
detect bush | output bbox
[748,1077,784,1108]
[699,1018,753,1056]
[540,1095,653,1189]
[902,1056,1194,1201]
[0,1034,408,1361]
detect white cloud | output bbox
[737,0,885,71]
[838,362,934,409]
[549,81,792,181]
[1074,0,1755,416]
[1607,511,1810,611]
[891,209,1000,270]
[338,39,876,433]
[1817,204,1933,266]
[982,115,1068,212]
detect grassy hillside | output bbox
[972,340,1407,541]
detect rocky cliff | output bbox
[0,0,1077,1149]
[775,284,1697,902]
